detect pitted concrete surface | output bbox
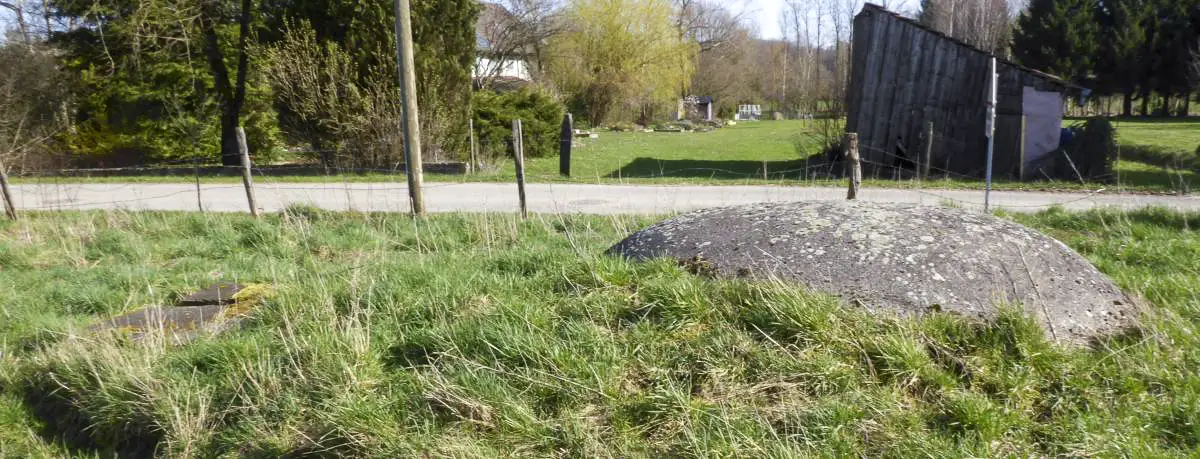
[609,201,1139,344]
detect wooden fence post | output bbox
[469,118,477,174]
[194,157,203,212]
[0,157,16,219]
[922,121,934,180]
[845,133,861,200]
[1018,115,1027,182]
[513,119,527,219]
[236,127,259,218]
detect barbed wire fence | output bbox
[3,105,1195,219]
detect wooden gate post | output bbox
[845,133,861,200]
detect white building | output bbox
[474,2,533,84]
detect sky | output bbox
[747,0,914,40]
[0,0,916,44]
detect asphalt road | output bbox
[9,182,1199,214]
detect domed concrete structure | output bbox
[609,201,1138,345]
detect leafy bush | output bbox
[259,21,402,169]
[472,88,566,159]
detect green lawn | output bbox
[1100,118,1200,193]
[1,207,1200,456]
[515,121,817,182]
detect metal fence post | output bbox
[984,57,997,212]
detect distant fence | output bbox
[29,163,469,178]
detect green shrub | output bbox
[472,88,566,159]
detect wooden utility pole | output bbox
[236,127,259,218]
[845,133,861,200]
[393,0,425,216]
[0,157,17,219]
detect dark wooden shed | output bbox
[847,3,1079,179]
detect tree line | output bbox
[1012,0,1200,117]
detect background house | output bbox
[847,3,1083,180]
[474,2,533,84]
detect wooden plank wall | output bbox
[846,5,1067,179]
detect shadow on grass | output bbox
[604,157,834,180]
[16,377,162,459]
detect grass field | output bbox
[20,118,1199,193]
[1,207,1199,456]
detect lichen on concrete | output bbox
[608,201,1138,345]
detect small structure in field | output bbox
[677,95,715,121]
[609,202,1138,345]
[847,4,1095,180]
[735,104,762,121]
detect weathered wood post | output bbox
[194,157,203,212]
[559,113,573,177]
[0,157,17,219]
[513,119,528,219]
[922,121,934,180]
[236,127,259,218]
[1018,115,1027,181]
[845,133,861,200]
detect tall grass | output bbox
[0,206,1197,457]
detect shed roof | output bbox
[859,3,1079,90]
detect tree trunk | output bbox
[1162,94,1170,117]
[200,0,253,166]
[1183,91,1192,117]
[0,0,33,47]
[1141,90,1149,116]
[40,0,50,39]
[1122,92,1133,117]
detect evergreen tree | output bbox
[1097,0,1152,116]
[1012,0,1101,83]
[50,0,280,164]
